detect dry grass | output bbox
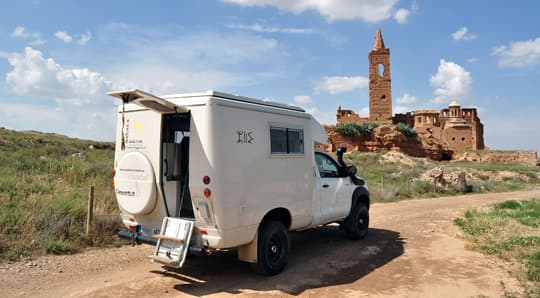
[0,129,121,261]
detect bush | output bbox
[396,123,417,137]
[334,122,361,137]
[359,122,378,136]
[334,122,378,137]
[37,239,73,254]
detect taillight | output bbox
[112,169,116,187]
[203,176,210,185]
[200,229,208,235]
[203,188,211,198]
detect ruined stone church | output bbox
[334,29,484,152]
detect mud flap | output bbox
[149,217,194,268]
[237,231,258,263]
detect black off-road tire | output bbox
[251,221,290,275]
[344,202,369,240]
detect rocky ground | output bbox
[2,189,539,297]
[379,151,539,192]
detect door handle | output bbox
[322,184,329,188]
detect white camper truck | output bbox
[109,89,370,275]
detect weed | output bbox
[527,252,540,282]
[396,122,417,137]
[455,199,540,294]
[0,129,119,261]
[37,239,73,255]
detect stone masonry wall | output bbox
[452,150,540,167]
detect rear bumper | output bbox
[118,230,157,245]
[118,231,211,257]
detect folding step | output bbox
[147,255,180,266]
[149,217,194,268]
[151,234,185,243]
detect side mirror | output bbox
[347,165,357,176]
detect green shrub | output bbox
[334,122,362,137]
[359,122,378,136]
[37,239,73,254]
[334,122,379,137]
[528,252,540,281]
[396,122,417,137]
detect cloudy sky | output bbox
[0,0,539,151]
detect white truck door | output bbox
[315,152,351,223]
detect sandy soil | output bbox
[2,189,539,297]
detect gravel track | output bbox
[2,189,539,297]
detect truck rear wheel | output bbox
[251,221,289,275]
[344,202,369,240]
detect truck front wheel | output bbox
[251,221,289,275]
[344,202,369,240]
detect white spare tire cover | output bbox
[114,152,157,215]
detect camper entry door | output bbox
[162,113,194,219]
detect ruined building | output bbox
[334,29,484,152]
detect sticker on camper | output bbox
[236,130,254,144]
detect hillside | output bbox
[347,151,540,202]
[1,128,539,261]
[0,128,119,260]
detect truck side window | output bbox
[315,153,340,178]
[270,126,304,155]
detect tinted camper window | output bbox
[270,126,304,155]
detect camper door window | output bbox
[270,126,304,155]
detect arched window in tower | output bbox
[380,94,386,101]
[378,63,385,77]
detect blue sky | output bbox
[0,0,539,151]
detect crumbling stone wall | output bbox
[453,150,540,167]
[336,108,369,124]
[324,124,452,161]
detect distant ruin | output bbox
[327,29,486,158]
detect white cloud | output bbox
[104,30,286,94]
[0,103,116,141]
[10,26,47,46]
[305,107,335,125]
[5,47,111,106]
[226,23,316,34]
[393,8,410,24]
[1,47,118,140]
[429,59,472,104]
[393,105,410,114]
[315,76,368,94]
[396,93,416,104]
[358,106,370,117]
[492,37,540,68]
[467,57,478,63]
[451,26,477,41]
[78,32,92,45]
[222,0,400,22]
[11,26,26,37]
[294,95,312,104]
[2,27,294,141]
[54,31,73,43]
[54,31,92,45]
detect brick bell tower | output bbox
[369,28,392,122]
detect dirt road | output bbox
[3,189,539,297]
